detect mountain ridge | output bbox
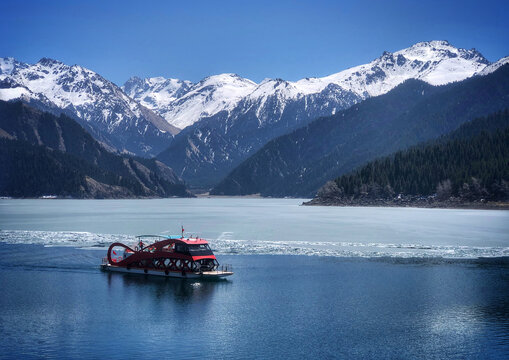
[154,40,507,187]
[211,64,509,197]
[2,40,507,188]
[0,100,192,198]
[128,40,496,130]
[0,57,179,157]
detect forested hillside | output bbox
[306,110,509,207]
[0,101,192,198]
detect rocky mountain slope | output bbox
[123,74,257,130]
[0,101,192,198]
[155,41,503,187]
[0,57,179,157]
[211,64,509,197]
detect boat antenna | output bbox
[181,224,184,238]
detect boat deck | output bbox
[101,264,233,279]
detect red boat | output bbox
[101,234,233,279]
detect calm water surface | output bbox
[0,199,508,359]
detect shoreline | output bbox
[194,192,264,198]
[302,198,509,210]
[2,196,508,210]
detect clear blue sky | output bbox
[2,0,508,86]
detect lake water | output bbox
[1,199,508,359]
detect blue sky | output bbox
[2,0,508,85]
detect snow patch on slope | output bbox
[0,57,175,156]
[125,73,257,129]
[476,56,509,76]
[0,87,32,101]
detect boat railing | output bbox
[218,264,232,273]
[102,257,109,265]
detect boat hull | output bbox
[100,264,233,279]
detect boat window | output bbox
[188,244,211,252]
[187,244,213,255]
[175,244,187,253]
[174,243,212,255]
[163,243,175,252]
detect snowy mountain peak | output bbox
[287,40,493,98]
[126,40,501,131]
[394,40,489,64]
[123,75,192,105]
[0,57,176,156]
[124,72,257,129]
[406,40,452,51]
[248,77,297,100]
[198,73,255,86]
[37,57,64,67]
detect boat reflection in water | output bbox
[105,271,231,303]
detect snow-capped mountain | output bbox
[2,40,504,187]
[129,40,491,131]
[476,55,509,76]
[211,63,509,198]
[122,76,193,119]
[157,40,500,187]
[0,57,179,156]
[223,40,491,126]
[291,40,489,96]
[123,73,257,129]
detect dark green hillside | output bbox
[1,139,122,198]
[212,65,509,197]
[0,101,192,198]
[308,110,509,206]
[1,139,85,197]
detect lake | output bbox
[0,199,508,359]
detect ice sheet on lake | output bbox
[1,230,508,260]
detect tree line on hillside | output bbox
[0,138,192,198]
[309,110,509,206]
[0,139,142,197]
[0,101,192,198]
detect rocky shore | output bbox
[303,181,509,210]
[303,195,509,210]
